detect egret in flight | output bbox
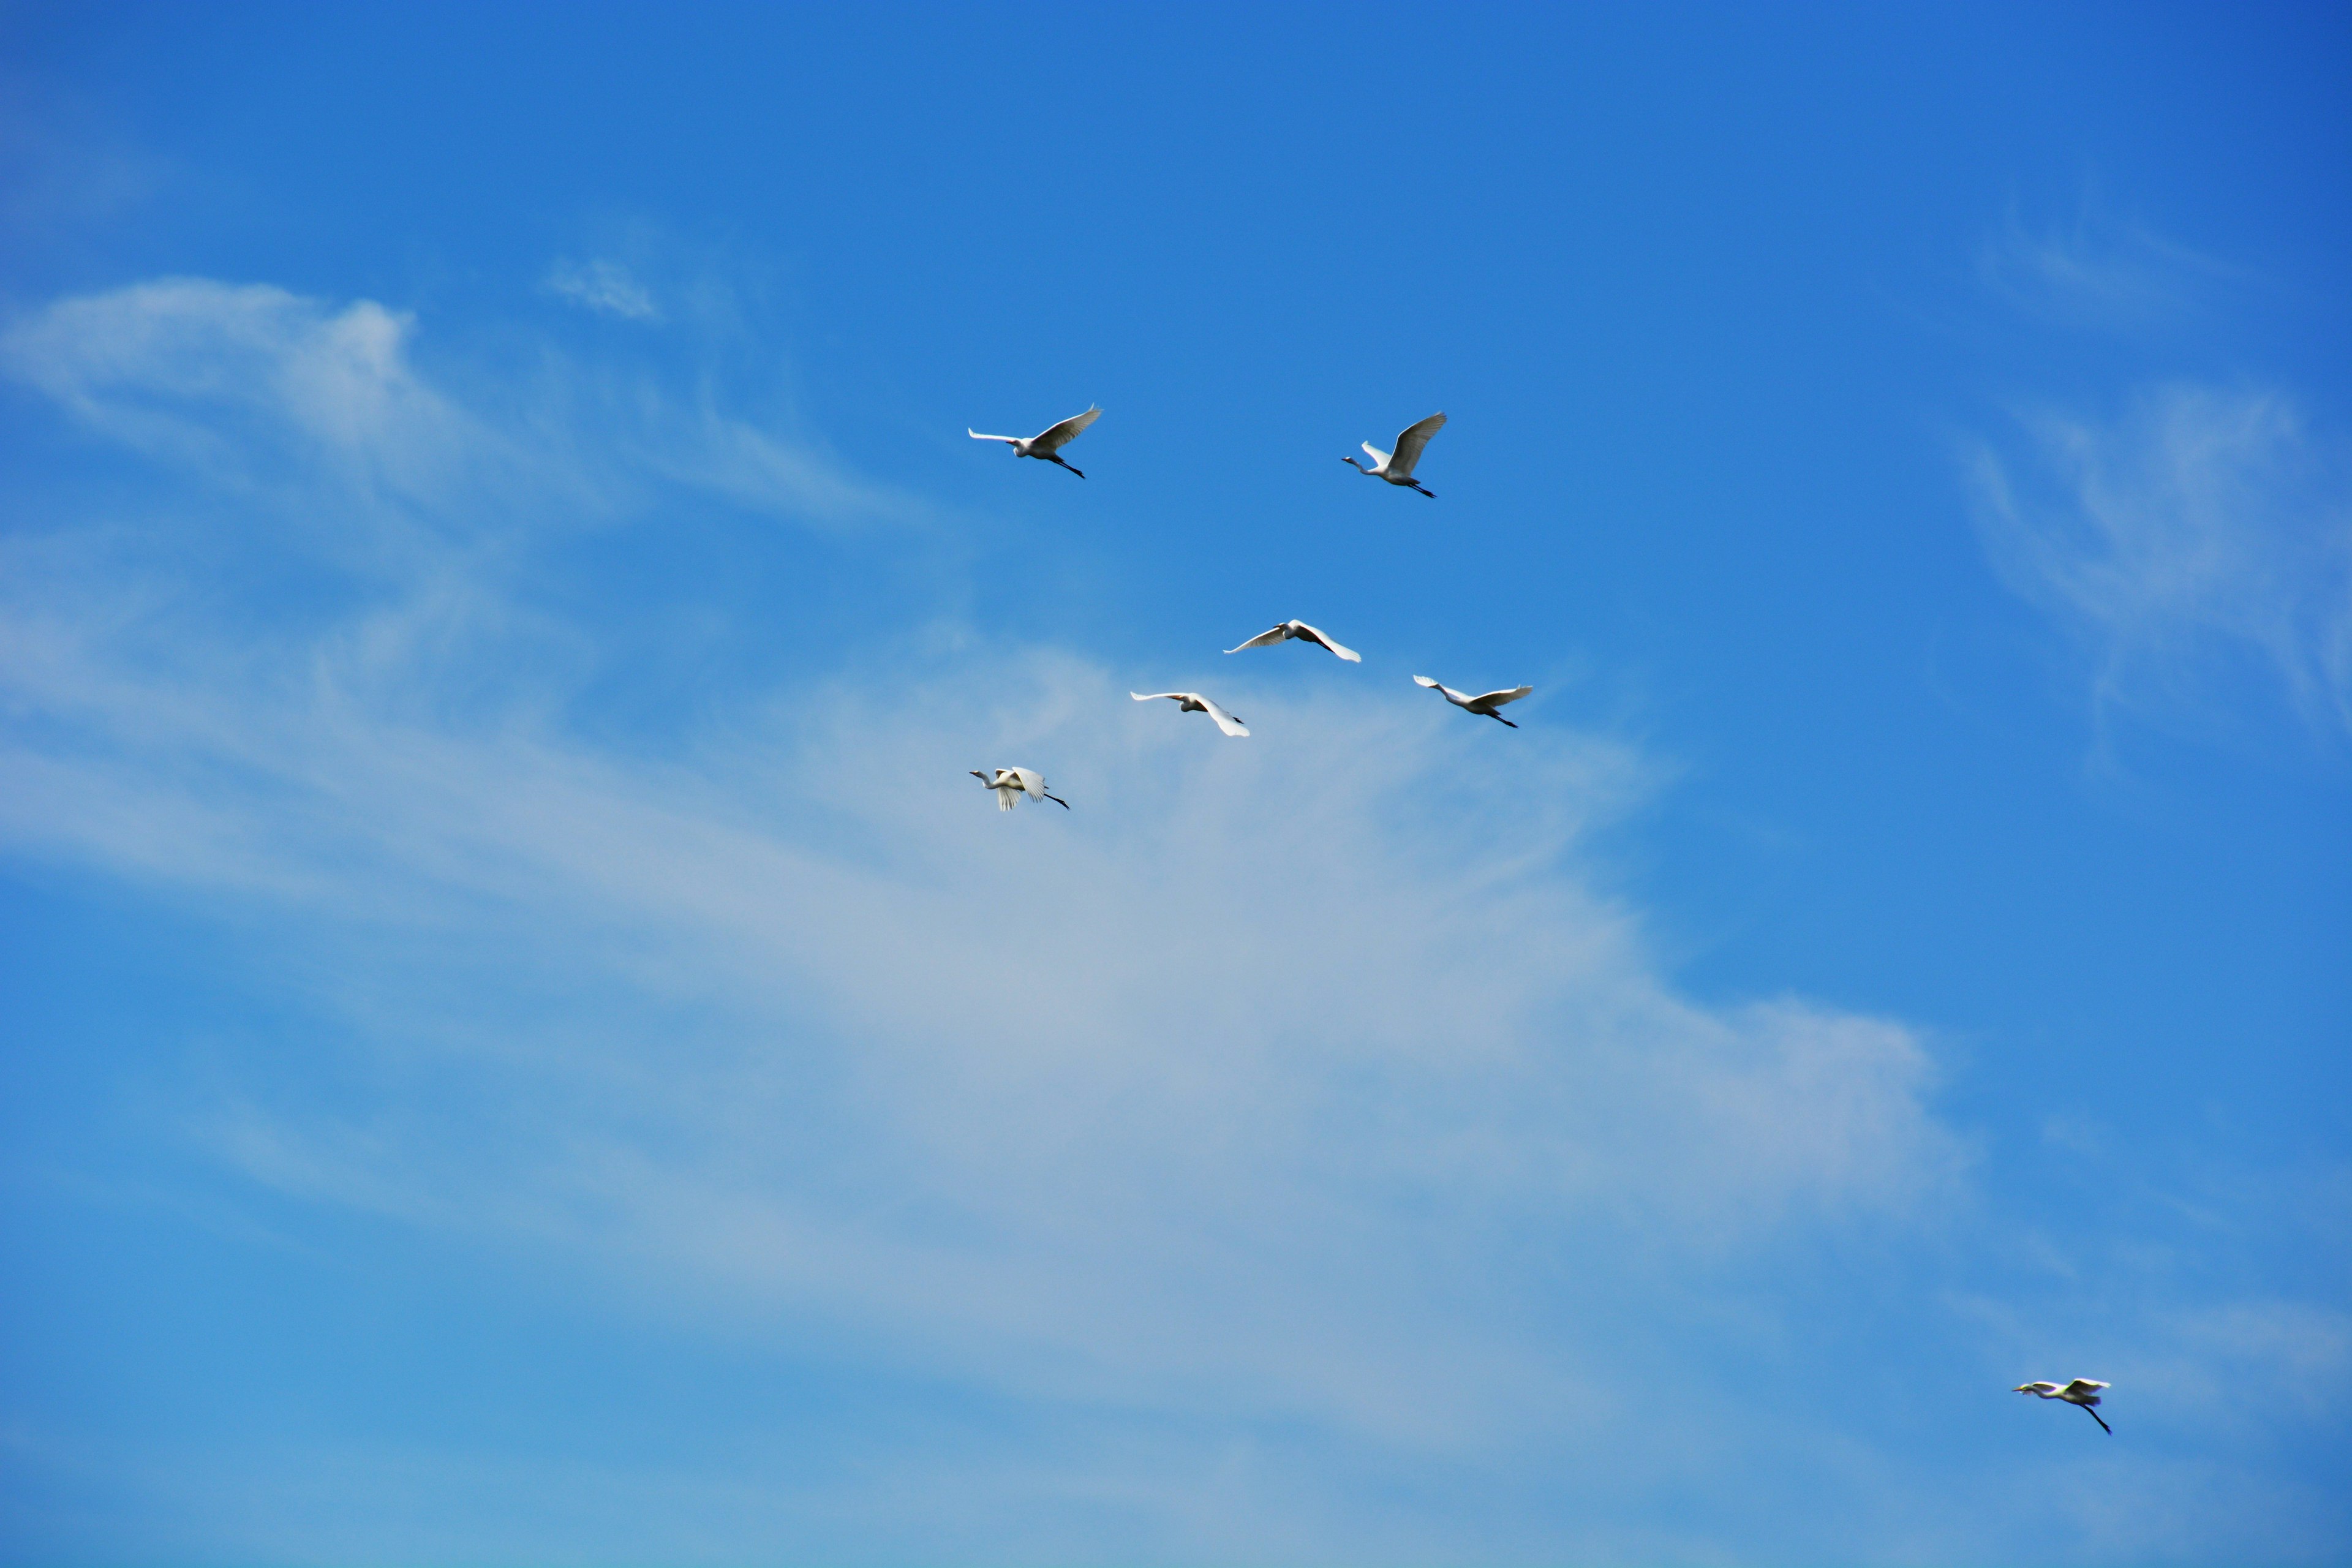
[1224,620,1362,663]
[970,767,1069,811]
[1343,412,1446,496]
[1414,674,1532,727]
[2015,1379,2112,1434]
[968,406,1102,478]
[1131,691,1250,737]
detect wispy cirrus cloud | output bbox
[1976,205,2247,332]
[544,255,662,322]
[1,276,921,541]
[1969,382,2352,739]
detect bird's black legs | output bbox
[1415,484,1434,497]
[1491,714,1518,728]
[2083,1405,2112,1434]
[1044,792,1071,809]
[1052,455,1085,478]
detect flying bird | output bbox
[1130,691,1250,737]
[1224,620,1362,663]
[1414,674,1532,727]
[968,406,1102,478]
[2015,1379,2112,1434]
[1342,412,1446,496]
[970,767,1069,811]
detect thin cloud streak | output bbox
[1969,382,2352,739]
[545,257,663,322]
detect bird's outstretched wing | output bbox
[1414,674,1471,704]
[1225,625,1295,654]
[1360,441,1391,467]
[2062,1379,2109,1398]
[1197,696,1250,736]
[1011,767,1049,801]
[1032,406,1101,453]
[1389,412,1447,477]
[968,430,1020,444]
[1291,621,1361,662]
[1132,692,1185,704]
[1472,685,1533,708]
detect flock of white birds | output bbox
[967,408,1527,793]
[968,405,2115,1434]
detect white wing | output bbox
[1011,767,1049,801]
[1471,685,1533,708]
[2062,1379,2109,1396]
[968,429,1020,444]
[1414,674,1472,705]
[1225,624,1295,654]
[1291,621,1361,662]
[1132,692,1186,704]
[1388,412,1446,477]
[1360,440,1391,468]
[1031,405,1101,453]
[1197,695,1250,736]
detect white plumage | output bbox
[1130,691,1250,737]
[1224,619,1362,663]
[1342,412,1446,496]
[968,407,1102,478]
[970,767,1069,811]
[1413,674,1532,727]
[2015,1379,2112,1434]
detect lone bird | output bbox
[1131,691,1250,737]
[1224,620,1362,663]
[1414,674,1532,727]
[968,407,1102,478]
[2015,1379,2112,1434]
[970,767,1069,811]
[1343,412,1446,496]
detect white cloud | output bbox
[0,275,1970,1491]
[1,277,917,542]
[1970,382,2352,738]
[1976,206,2244,331]
[1,277,474,499]
[544,256,662,322]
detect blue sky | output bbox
[1,4,2347,1563]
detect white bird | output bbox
[1413,674,1532,728]
[970,767,1069,811]
[1130,691,1249,737]
[1342,412,1446,497]
[968,406,1102,478]
[2015,1379,2112,1434]
[1224,620,1362,663]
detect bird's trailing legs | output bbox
[2082,1404,2112,1434]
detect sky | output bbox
[0,4,2347,1564]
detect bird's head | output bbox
[970,771,990,783]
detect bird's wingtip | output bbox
[1412,674,1439,687]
